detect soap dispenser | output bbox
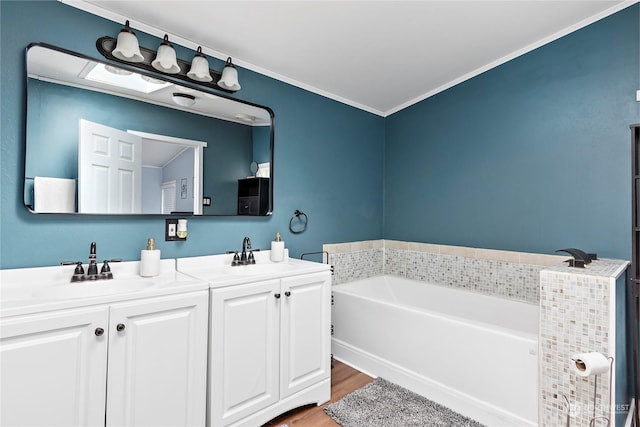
[140,238,161,277]
[270,232,285,262]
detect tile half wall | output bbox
[324,240,565,304]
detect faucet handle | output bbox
[100,259,120,279]
[61,261,84,274]
[62,261,85,282]
[248,251,255,264]
[100,259,122,273]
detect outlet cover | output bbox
[165,218,185,241]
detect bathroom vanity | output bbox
[0,260,209,427]
[176,252,332,427]
[0,253,331,427]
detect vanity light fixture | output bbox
[172,92,196,107]
[97,22,242,93]
[111,20,144,63]
[152,35,181,74]
[187,47,213,82]
[218,57,241,91]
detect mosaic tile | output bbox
[324,240,628,426]
[538,260,627,427]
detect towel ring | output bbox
[289,210,308,234]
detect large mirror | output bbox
[24,43,273,216]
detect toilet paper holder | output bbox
[568,353,614,427]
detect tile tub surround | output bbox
[324,240,565,304]
[539,259,629,427]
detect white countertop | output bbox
[1,259,208,318]
[176,251,331,288]
[1,251,331,318]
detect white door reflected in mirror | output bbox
[79,119,142,214]
[77,120,205,214]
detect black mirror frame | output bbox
[23,42,274,217]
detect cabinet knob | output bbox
[284,291,291,297]
[274,293,281,299]
[116,323,126,332]
[94,327,104,336]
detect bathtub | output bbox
[331,275,538,427]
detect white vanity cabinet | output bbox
[209,271,331,427]
[105,291,209,427]
[0,305,110,427]
[1,290,209,427]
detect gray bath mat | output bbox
[324,377,485,427]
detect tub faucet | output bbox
[555,248,598,268]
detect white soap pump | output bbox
[140,238,161,277]
[270,232,285,262]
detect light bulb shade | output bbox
[152,35,180,74]
[187,47,213,82]
[172,93,196,107]
[112,20,144,63]
[218,57,241,91]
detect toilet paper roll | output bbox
[571,352,610,377]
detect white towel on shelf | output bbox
[34,177,76,213]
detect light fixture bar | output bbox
[96,36,236,93]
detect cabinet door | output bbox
[210,279,280,426]
[106,291,208,427]
[280,272,331,398]
[0,306,109,427]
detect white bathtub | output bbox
[331,275,538,427]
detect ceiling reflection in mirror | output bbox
[24,43,273,216]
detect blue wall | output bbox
[0,1,637,269]
[385,4,639,260]
[0,0,384,268]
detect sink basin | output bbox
[33,280,154,300]
[222,263,297,276]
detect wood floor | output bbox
[262,360,373,427]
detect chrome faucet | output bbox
[62,242,121,282]
[231,237,256,266]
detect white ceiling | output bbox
[65,0,635,117]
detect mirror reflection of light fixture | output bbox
[152,35,180,74]
[111,20,144,63]
[235,113,256,124]
[140,74,167,85]
[83,63,171,94]
[105,64,133,76]
[172,92,196,107]
[187,47,213,82]
[218,57,241,91]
